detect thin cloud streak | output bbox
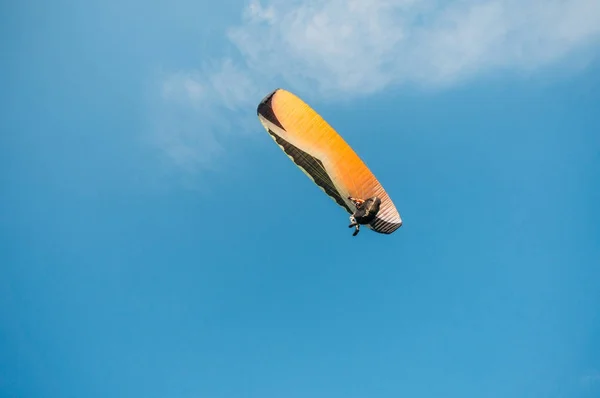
[581,370,600,386]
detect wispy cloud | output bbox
[152,0,600,174]
[581,369,600,387]
[149,60,265,176]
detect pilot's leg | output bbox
[352,224,360,236]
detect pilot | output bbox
[348,196,381,236]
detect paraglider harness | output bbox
[348,196,381,236]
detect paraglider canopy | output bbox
[257,88,402,236]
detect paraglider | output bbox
[256,88,402,237]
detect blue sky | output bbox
[2,0,600,397]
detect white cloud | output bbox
[149,60,266,177]
[153,0,600,174]
[227,0,600,93]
